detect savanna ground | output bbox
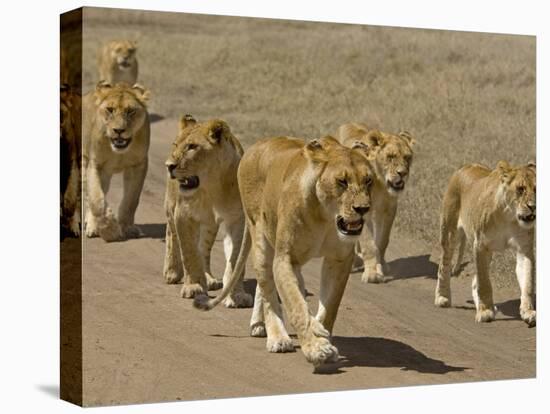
[62,7,536,406]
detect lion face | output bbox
[497,161,536,229]
[109,40,137,70]
[305,137,374,241]
[94,81,149,153]
[359,130,415,196]
[165,117,235,198]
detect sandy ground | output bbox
[76,118,535,407]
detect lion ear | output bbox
[94,80,112,103]
[179,114,197,131]
[131,83,150,104]
[497,160,513,183]
[365,130,385,148]
[399,130,416,147]
[527,160,536,170]
[304,138,330,163]
[208,121,226,144]
[351,140,370,155]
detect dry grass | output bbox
[79,7,535,287]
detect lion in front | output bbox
[337,123,415,283]
[98,40,138,85]
[82,81,150,242]
[163,115,253,307]
[195,136,374,366]
[435,161,536,327]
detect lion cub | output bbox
[163,115,253,307]
[82,81,150,242]
[337,123,415,283]
[98,40,138,85]
[435,161,536,327]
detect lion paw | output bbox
[361,270,388,284]
[475,308,496,323]
[180,283,206,299]
[520,309,536,327]
[301,337,339,366]
[435,295,451,308]
[250,322,267,337]
[68,214,80,237]
[164,269,183,284]
[206,273,223,291]
[266,336,295,353]
[98,215,123,242]
[223,291,254,308]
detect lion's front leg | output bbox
[118,160,147,239]
[472,243,495,323]
[274,255,338,366]
[222,217,253,308]
[163,214,183,284]
[85,163,121,242]
[174,209,207,298]
[359,220,386,284]
[515,243,536,327]
[315,253,354,334]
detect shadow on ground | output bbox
[36,384,59,399]
[315,336,468,375]
[387,254,438,281]
[139,223,166,240]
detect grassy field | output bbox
[79,7,535,287]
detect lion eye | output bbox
[185,143,198,151]
[365,176,373,187]
[337,178,348,189]
[105,107,114,114]
[517,186,525,196]
[126,108,136,117]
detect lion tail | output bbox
[193,222,251,311]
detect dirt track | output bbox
[75,118,535,407]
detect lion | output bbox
[163,115,253,307]
[60,84,81,237]
[194,136,375,366]
[82,81,150,242]
[435,161,536,327]
[337,123,415,283]
[98,40,138,85]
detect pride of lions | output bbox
[60,39,536,367]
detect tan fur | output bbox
[435,161,536,327]
[163,115,253,307]
[195,136,375,366]
[82,81,150,242]
[337,123,415,283]
[98,40,138,85]
[60,84,81,236]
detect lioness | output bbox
[163,115,253,307]
[435,161,536,327]
[82,81,150,242]
[60,84,81,237]
[337,123,415,283]
[195,136,374,366]
[98,40,138,85]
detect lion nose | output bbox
[166,162,177,178]
[353,205,370,216]
[113,127,125,135]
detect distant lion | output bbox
[195,136,374,366]
[163,115,253,307]
[98,40,138,85]
[82,81,150,242]
[337,123,415,283]
[435,161,536,327]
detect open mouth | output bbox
[336,216,364,236]
[518,213,536,223]
[119,61,131,68]
[110,137,132,150]
[387,179,405,191]
[178,176,200,191]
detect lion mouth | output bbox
[179,175,200,191]
[518,213,536,223]
[387,179,405,191]
[119,60,131,68]
[110,137,132,150]
[336,216,364,236]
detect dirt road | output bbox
[76,118,535,407]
